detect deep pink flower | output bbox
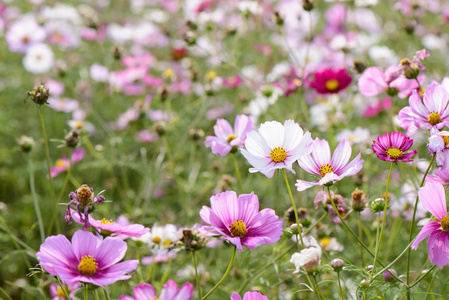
[119,281,193,300]
[310,68,352,94]
[199,191,283,253]
[295,139,363,191]
[223,75,243,88]
[371,132,417,162]
[205,115,253,156]
[398,83,449,136]
[230,291,268,300]
[37,230,139,288]
[47,149,85,178]
[412,182,449,268]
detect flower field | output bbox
[1,0,449,299]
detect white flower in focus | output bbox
[290,237,322,273]
[23,43,54,74]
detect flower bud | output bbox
[365,265,374,272]
[272,10,284,26]
[289,223,303,235]
[154,121,167,136]
[383,269,398,282]
[353,59,366,74]
[360,279,369,288]
[111,45,122,60]
[183,31,197,46]
[189,128,204,142]
[185,20,198,31]
[330,259,344,272]
[26,84,50,106]
[400,58,420,79]
[158,85,169,102]
[65,131,80,148]
[17,135,35,152]
[370,198,385,213]
[302,0,314,11]
[351,189,367,212]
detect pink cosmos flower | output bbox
[411,182,449,268]
[119,280,193,300]
[427,167,449,186]
[6,17,46,53]
[223,75,243,88]
[49,282,80,300]
[362,97,391,117]
[241,120,312,178]
[47,149,85,178]
[37,230,139,288]
[199,191,283,253]
[230,291,268,300]
[205,114,253,156]
[295,139,363,191]
[371,132,417,162]
[310,68,352,94]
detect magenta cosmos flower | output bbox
[295,139,363,191]
[310,68,352,94]
[37,230,139,288]
[205,114,253,156]
[119,280,193,300]
[47,149,85,178]
[412,182,449,268]
[230,291,268,300]
[240,120,312,178]
[371,132,417,162]
[199,191,283,253]
[398,83,449,136]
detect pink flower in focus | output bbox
[371,132,417,162]
[205,114,253,156]
[37,230,139,288]
[296,139,363,191]
[119,280,193,300]
[310,68,352,94]
[200,191,283,253]
[230,291,268,300]
[48,149,85,178]
[412,182,449,268]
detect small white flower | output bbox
[23,43,54,74]
[290,237,322,273]
[335,127,371,146]
[368,46,398,67]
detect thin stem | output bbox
[0,286,13,300]
[406,154,435,298]
[28,155,45,243]
[192,252,202,300]
[302,212,328,236]
[423,268,438,300]
[38,106,58,232]
[103,288,110,300]
[56,277,71,300]
[337,272,344,300]
[202,246,236,300]
[410,265,437,289]
[161,258,173,285]
[312,275,325,300]
[358,212,364,267]
[233,154,244,193]
[372,162,393,272]
[282,169,305,249]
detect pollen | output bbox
[428,112,442,125]
[78,255,98,276]
[441,216,449,231]
[386,147,403,159]
[230,220,247,237]
[319,164,334,177]
[100,218,115,225]
[270,147,287,163]
[227,134,237,143]
[325,79,339,91]
[76,185,92,204]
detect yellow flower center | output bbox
[57,286,68,298]
[230,220,247,237]
[100,218,115,225]
[442,135,449,148]
[76,185,92,204]
[325,79,339,91]
[205,70,217,81]
[78,255,98,276]
[152,236,162,244]
[270,147,287,163]
[428,112,442,125]
[320,237,331,249]
[319,164,334,177]
[386,148,403,159]
[163,68,174,79]
[441,216,449,231]
[56,159,68,168]
[227,134,237,143]
[162,239,172,246]
[74,120,84,129]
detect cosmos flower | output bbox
[119,280,193,300]
[398,83,449,136]
[412,182,449,268]
[295,139,363,191]
[49,282,80,300]
[5,17,46,53]
[47,149,85,178]
[230,291,269,300]
[37,230,139,288]
[199,191,283,253]
[290,237,322,273]
[241,120,312,178]
[65,185,106,230]
[371,132,417,162]
[23,43,55,74]
[205,114,253,156]
[310,68,352,94]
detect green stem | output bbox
[38,106,58,232]
[202,246,236,300]
[302,212,328,236]
[337,272,344,300]
[103,288,110,300]
[312,275,325,300]
[406,154,435,298]
[358,212,364,267]
[410,265,437,289]
[423,268,438,300]
[28,155,45,244]
[161,258,173,285]
[83,283,88,300]
[192,252,202,300]
[373,162,393,272]
[56,277,71,300]
[233,154,244,193]
[282,169,305,249]
[0,286,13,300]
[0,215,33,269]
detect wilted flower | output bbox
[119,281,193,300]
[290,237,322,274]
[65,185,106,230]
[371,132,417,162]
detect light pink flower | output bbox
[6,17,46,53]
[119,280,193,300]
[49,282,80,300]
[411,182,449,268]
[47,149,85,178]
[296,139,363,191]
[230,291,268,300]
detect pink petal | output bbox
[418,182,448,220]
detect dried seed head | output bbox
[26,84,50,106]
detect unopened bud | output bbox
[365,265,374,271]
[353,59,366,74]
[289,223,302,234]
[403,21,416,35]
[383,269,398,282]
[330,259,344,272]
[17,135,35,152]
[65,131,80,148]
[272,10,284,26]
[183,31,197,46]
[303,0,314,11]
[26,84,50,106]
[360,279,369,288]
[370,198,385,213]
[154,122,167,136]
[158,86,169,102]
[185,20,197,31]
[400,58,420,79]
[189,128,204,142]
[111,45,122,60]
[351,189,367,212]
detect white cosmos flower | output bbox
[290,237,322,273]
[241,120,312,178]
[23,43,54,74]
